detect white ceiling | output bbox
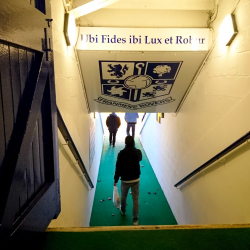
[77,9,209,28]
[71,0,215,28]
[72,0,214,112]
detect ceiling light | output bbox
[64,13,77,46]
[219,14,237,46]
[69,0,120,19]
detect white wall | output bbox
[140,0,250,225]
[48,0,103,227]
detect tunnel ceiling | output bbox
[74,0,212,113]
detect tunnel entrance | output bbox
[89,113,177,226]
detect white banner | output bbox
[77,27,210,51]
[78,51,208,112]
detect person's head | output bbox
[111,112,116,115]
[125,136,135,147]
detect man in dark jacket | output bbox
[106,113,121,147]
[114,136,142,226]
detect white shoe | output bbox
[133,221,139,226]
[120,206,125,215]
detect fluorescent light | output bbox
[64,13,77,46]
[219,14,237,46]
[69,0,120,19]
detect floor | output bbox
[90,136,177,226]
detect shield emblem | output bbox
[99,61,182,102]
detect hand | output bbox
[114,182,117,186]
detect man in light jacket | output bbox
[125,113,139,138]
[106,113,121,147]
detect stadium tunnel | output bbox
[1,0,250,248]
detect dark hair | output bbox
[125,136,135,147]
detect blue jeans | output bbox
[126,123,135,138]
[121,181,139,222]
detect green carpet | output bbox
[6,228,250,250]
[90,136,177,226]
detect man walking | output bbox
[106,112,121,147]
[125,113,139,138]
[114,136,142,226]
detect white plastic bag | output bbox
[113,186,120,208]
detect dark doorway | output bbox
[0,0,60,237]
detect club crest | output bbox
[99,61,182,102]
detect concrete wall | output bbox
[140,0,250,225]
[48,0,103,227]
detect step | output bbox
[6,224,250,250]
[47,223,250,232]
[44,224,250,250]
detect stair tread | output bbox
[47,223,250,232]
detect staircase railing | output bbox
[99,113,104,134]
[174,131,250,188]
[57,108,94,188]
[140,113,150,134]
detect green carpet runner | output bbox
[90,136,177,226]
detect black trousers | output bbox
[109,131,117,146]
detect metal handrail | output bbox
[57,108,94,188]
[99,113,104,134]
[174,131,250,188]
[139,113,151,134]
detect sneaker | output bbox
[133,221,139,226]
[113,144,115,147]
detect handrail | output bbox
[57,108,94,188]
[99,112,104,134]
[174,131,250,188]
[141,113,146,122]
[140,113,151,134]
